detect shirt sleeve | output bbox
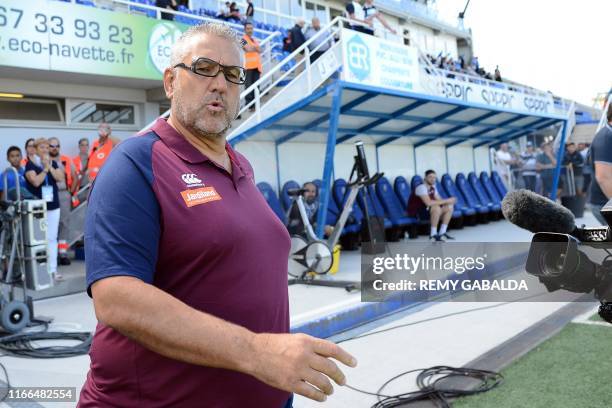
[85,136,160,297]
[415,184,427,197]
[592,131,612,165]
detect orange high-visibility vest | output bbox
[73,155,84,173]
[60,155,74,190]
[243,35,263,72]
[88,140,113,181]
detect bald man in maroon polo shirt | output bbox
[78,23,357,407]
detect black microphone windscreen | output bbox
[501,189,576,234]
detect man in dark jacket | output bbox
[289,19,306,73]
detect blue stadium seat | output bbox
[490,171,508,199]
[455,173,490,223]
[256,182,285,222]
[440,174,476,220]
[468,172,501,218]
[393,176,410,211]
[358,186,392,230]
[410,175,424,191]
[76,0,95,6]
[375,177,417,229]
[435,180,464,220]
[408,175,431,225]
[280,180,300,212]
[480,172,503,203]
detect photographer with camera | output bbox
[589,103,612,225]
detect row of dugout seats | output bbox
[256,171,509,249]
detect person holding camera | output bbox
[589,103,612,225]
[24,138,65,281]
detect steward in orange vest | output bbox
[242,23,262,110]
[88,123,118,182]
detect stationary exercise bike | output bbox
[287,141,383,291]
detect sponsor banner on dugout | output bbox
[436,76,557,115]
[341,28,420,93]
[0,0,187,80]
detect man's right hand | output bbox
[248,332,357,402]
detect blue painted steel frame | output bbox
[315,83,343,238]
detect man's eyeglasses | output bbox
[174,57,246,85]
[49,144,60,148]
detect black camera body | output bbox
[526,199,612,322]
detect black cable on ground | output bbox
[0,319,92,359]
[338,293,551,406]
[346,366,503,408]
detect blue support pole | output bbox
[550,120,569,201]
[316,83,342,238]
[375,145,380,173]
[412,145,418,177]
[444,146,449,174]
[275,142,281,195]
[472,147,477,173]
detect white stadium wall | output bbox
[235,139,493,192]
[234,140,278,186]
[377,144,415,182]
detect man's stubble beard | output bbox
[173,90,236,142]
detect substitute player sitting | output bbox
[407,170,456,241]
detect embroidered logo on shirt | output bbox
[180,186,222,207]
[181,173,203,185]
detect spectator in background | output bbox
[73,138,90,191]
[0,146,33,201]
[305,17,333,63]
[88,123,120,182]
[25,138,64,281]
[287,182,334,237]
[345,0,373,35]
[520,142,537,191]
[495,143,516,189]
[494,66,502,82]
[363,0,397,35]
[155,0,177,21]
[578,142,592,195]
[49,137,75,266]
[216,2,231,20]
[407,170,456,241]
[22,138,36,166]
[245,0,254,23]
[228,2,241,23]
[563,142,584,196]
[589,103,612,225]
[289,19,306,71]
[242,22,262,112]
[536,142,557,198]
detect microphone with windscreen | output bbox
[501,189,576,234]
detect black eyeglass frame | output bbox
[174,57,246,85]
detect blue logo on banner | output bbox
[347,34,370,81]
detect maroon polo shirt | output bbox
[79,118,291,407]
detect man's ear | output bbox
[163,68,176,100]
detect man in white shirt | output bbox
[495,143,515,189]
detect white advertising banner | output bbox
[436,77,557,115]
[341,29,420,93]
